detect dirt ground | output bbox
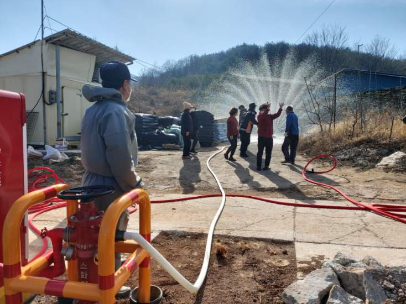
[32,232,304,304]
[121,232,299,304]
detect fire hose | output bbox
[27,149,406,293]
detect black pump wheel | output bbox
[57,185,114,201]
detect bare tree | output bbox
[366,35,398,59]
[365,35,399,72]
[304,24,349,72]
[305,24,348,49]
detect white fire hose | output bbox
[124,147,227,294]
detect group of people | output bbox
[226,102,299,171]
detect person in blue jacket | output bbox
[281,105,299,165]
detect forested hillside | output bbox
[130,25,406,115]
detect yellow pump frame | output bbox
[2,184,151,304]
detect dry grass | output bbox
[300,111,406,156]
[128,87,197,116]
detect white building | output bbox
[0,29,134,145]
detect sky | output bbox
[0,0,405,76]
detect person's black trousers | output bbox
[257,137,273,168]
[239,131,251,156]
[282,135,299,162]
[225,136,238,157]
[183,134,191,156]
[191,132,199,151]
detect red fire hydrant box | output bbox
[0,90,28,287]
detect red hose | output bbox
[302,154,406,224]
[28,155,406,264]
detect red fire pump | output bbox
[40,186,115,288]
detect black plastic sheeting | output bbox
[195,111,214,147]
[134,113,180,149]
[134,111,224,149]
[158,116,181,128]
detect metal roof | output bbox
[317,68,406,96]
[0,29,135,82]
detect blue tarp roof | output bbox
[320,69,406,95]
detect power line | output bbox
[295,0,337,44]
[46,15,76,32]
[134,60,153,70]
[43,3,55,33]
[135,58,161,70]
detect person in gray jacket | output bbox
[81,61,141,298]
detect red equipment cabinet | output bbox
[0,90,28,287]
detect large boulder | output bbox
[363,269,389,304]
[326,285,363,304]
[332,252,358,267]
[376,151,406,169]
[323,261,366,300]
[362,256,383,269]
[283,268,340,304]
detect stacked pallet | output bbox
[195,111,214,147]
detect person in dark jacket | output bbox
[256,102,284,170]
[181,102,194,159]
[239,102,257,157]
[225,107,239,161]
[238,105,247,127]
[281,106,299,165]
[190,108,199,154]
[81,61,141,298]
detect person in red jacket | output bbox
[224,107,239,161]
[256,102,284,170]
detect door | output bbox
[62,87,83,138]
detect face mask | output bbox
[124,83,132,101]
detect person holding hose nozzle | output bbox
[181,102,195,159]
[239,102,258,157]
[224,107,239,161]
[282,105,299,165]
[80,61,142,298]
[256,102,284,171]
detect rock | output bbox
[323,259,366,299]
[376,151,406,169]
[332,252,358,266]
[322,261,345,272]
[347,262,368,269]
[378,149,389,156]
[363,269,389,304]
[282,268,340,304]
[336,267,366,300]
[382,280,395,290]
[326,285,363,304]
[362,256,383,269]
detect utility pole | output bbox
[357,44,363,132]
[333,73,337,130]
[41,0,47,146]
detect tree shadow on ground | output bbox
[179,154,202,194]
